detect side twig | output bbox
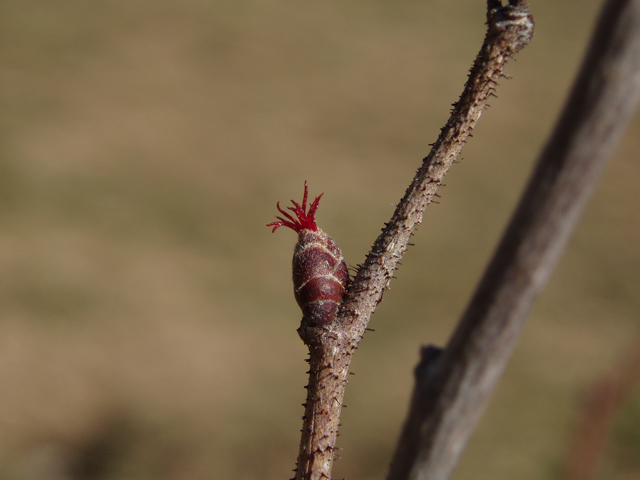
[387,0,640,479]
[293,2,534,479]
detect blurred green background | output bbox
[1,1,639,479]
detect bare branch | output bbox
[387,0,640,479]
[293,2,534,479]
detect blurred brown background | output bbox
[1,1,639,479]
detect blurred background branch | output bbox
[388,0,640,478]
[563,334,640,480]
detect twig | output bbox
[387,0,640,479]
[293,2,534,479]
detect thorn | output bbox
[365,327,375,332]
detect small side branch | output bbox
[293,2,534,479]
[340,0,534,337]
[387,0,640,479]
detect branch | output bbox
[293,2,534,479]
[387,0,640,479]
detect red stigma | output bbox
[267,181,323,233]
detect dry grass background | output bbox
[1,1,639,479]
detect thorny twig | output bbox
[293,1,534,479]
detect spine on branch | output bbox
[268,181,348,325]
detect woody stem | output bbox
[293,2,534,480]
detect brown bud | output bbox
[267,182,348,325]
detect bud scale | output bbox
[268,182,348,325]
